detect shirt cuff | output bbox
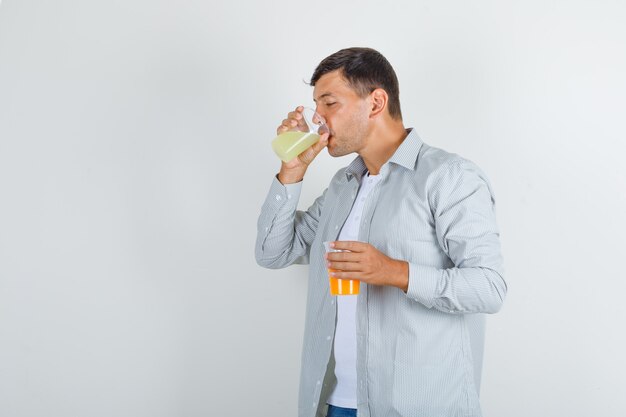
[406,263,441,309]
[265,175,303,209]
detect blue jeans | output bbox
[326,404,357,417]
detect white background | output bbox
[1,1,625,416]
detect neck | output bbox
[359,119,408,175]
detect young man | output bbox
[255,47,507,417]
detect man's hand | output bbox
[325,241,409,292]
[276,106,329,184]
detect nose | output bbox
[311,108,329,136]
[313,106,327,125]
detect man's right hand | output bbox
[276,106,329,184]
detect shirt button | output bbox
[326,335,332,341]
[275,195,281,201]
[317,380,321,385]
[265,227,269,231]
[334,225,339,230]
[287,194,292,199]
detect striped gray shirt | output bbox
[255,129,506,417]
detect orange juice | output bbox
[328,269,359,295]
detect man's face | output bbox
[313,70,371,157]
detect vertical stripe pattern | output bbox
[255,129,507,417]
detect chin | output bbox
[327,138,350,157]
[328,148,349,158]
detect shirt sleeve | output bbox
[406,159,507,314]
[255,175,327,269]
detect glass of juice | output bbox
[323,241,360,296]
[272,107,329,162]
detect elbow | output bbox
[255,249,278,269]
[255,245,285,269]
[255,255,271,269]
[486,298,504,314]
[485,270,507,314]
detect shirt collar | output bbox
[344,128,424,181]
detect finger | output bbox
[329,270,361,281]
[287,106,305,121]
[287,111,303,120]
[327,261,362,272]
[280,120,291,130]
[285,113,308,132]
[298,146,320,165]
[297,133,328,164]
[330,241,367,252]
[282,118,298,129]
[326,251,361,262]
[310,132,329,153]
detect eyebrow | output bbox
[313,93,335,102]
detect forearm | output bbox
[406,264,506,314]
[382,256,505,313]
[255,176,324,269]
[278,168,305,185]
[389,259,409,293]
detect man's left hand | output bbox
[325,241,409,292]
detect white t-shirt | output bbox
[327,172,381,408]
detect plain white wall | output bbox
[1,0,625,416]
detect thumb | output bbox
[307,132,329,158]
[298,133,329,165]
[313,132,329,152]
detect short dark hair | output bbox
[310,47,402,120]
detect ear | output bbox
[369,88,388,119]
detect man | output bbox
[255,47,506,417]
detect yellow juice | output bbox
[271,131,320,162]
